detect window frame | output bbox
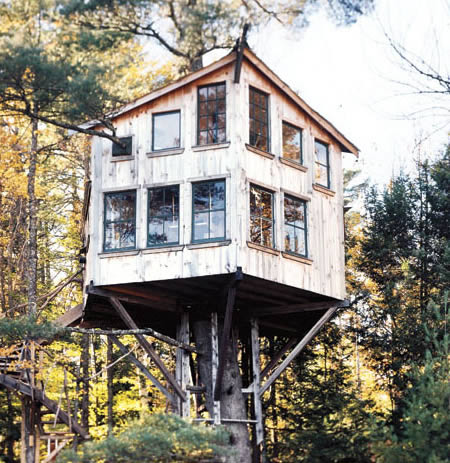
[103,190,137,252]
[147,185,180,248]
[191,179,226,244]
[282,121,303,165]
[197,82,226,146]
[152,110,181,152]
[249,183,275,249]
[283,194,308,258]
[249,86,270,152]
[314,139,331,189]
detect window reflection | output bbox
[148,185,179,246]
[249,185,274,248]
[152,111,180,151]
[284,195,307,256]
[104,191,136,251]
[197,83,226,145]
[192,180,225,242]
[282,122,302,163]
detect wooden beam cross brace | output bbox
[259,307,338,397]
[108,297,186,401]
[109,335,176,405]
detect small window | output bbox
[148,185,179,247]
[314,140,330,188]
[284,195,307,257]
[192,180,225,242]
[152,111,181,151]
[282,122,302,164]
[250,184,274,248]
[112,136,132,157]
[104,191,136,251]
[197,83,226,145]
[249,87,269,152]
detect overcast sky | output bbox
[243,0,450,185]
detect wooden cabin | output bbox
[77,45,359,455]
[80,47,358,338]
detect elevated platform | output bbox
[81,271,342,338]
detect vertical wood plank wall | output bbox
[84,60,346,301]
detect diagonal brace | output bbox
[109,335,176,405]
[109,297,186,401]
[260,307,337,397]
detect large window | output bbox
[249,87,269,152]
[250,185,274,248]
[192,180,225,242]
[104,191,136,251]
[197,83,226,145]
[282,122,302,164]
[314,140,330,188]
[284,195,307,257]
[148,186,179,247]
[152,111,181,151]
[112,136,132,157]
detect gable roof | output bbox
[88,48,358,156]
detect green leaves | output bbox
[58,414,230,463]
[0,314,64,344]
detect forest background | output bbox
[0,0,448,462]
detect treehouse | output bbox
[77,43,358,457]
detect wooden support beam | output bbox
[213,285,237,401]
[260,337,298,379]
[211,312,221,425]
[108,297,186,401]
[260,307,337,396]
[109,335,175,405]
[250,318,264,445]
[41,440,69,463]
[252,300,340,317]
[234,23,250,83]
[176,311,191,417]
[88,285,175,312]
[0,374,89,440]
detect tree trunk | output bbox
[193,318,252,463]
[107,337,114,436]
[27,117,38,315]
[81,333,90,431]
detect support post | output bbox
[109,296,186,401]
[176,311,191,417]
[210,312,221,425]
[250,319,264,446]
[260,307,337,396]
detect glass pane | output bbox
[105,195,121,222]
[199,116,208,131]
[165,185,179,216]
[217,99,225,113]
[194,212,209,241]
[217,129,226,143]
[198,87,208,102]
[210,210,225,239]
[153,112,180,150]
[104,223,118,251]
[210,181,225,210]
[284,225,295,253]
[282,123,301,161]
[296,229,306,256]
[148,218,165,245]
[207,85,217,99]
[315,163,329,187]
[199,102,207,116]
[193,183,210,211]
[198,131,207,145]
[217,113,225,129]
[105,192,135,222]
[112,136,132,156]
[284,197,305,228]
[261,219,273,248]
[216,84,225,99]
[120,222,136,248]
[164,216,179,243]
[250,216,261,244]
[315,140,328,165]
[260,190,272,219]
[256,135,268,152]
[207,100,216,116]
[149,188,164,217]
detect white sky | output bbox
[243,0,450,185]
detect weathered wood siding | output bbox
[85,58,346,300]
